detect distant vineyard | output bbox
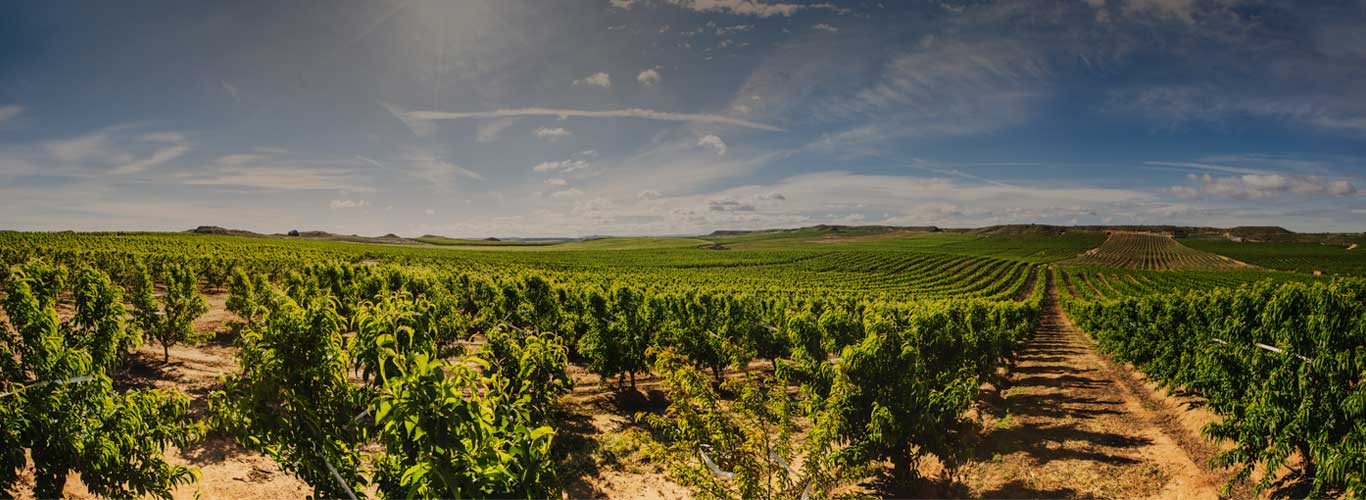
[1056,267,1313,300]
[1063,232,1246,270]
[1181,238,1366,276]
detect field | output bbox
[1,226,1364,500]
[1062,232,1247,271]
[1180,237,1366,276]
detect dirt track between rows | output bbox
[960,273,1224,499]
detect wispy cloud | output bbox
[533,159,591,173]
[1144,161,1268,176]
[329,199,370,209]
[403,107,784,131]
[534,127,572,141]
[47,132,119,163]
[112,132,192,175]
[221,81,240,102]
[0,105,22,125]
[182,165,373,192]
[112,143,191,175]
[476,117,519,142]
[1168,173,1358,200]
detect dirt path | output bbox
[961,274,1222,499]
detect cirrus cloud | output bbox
[402,107,784,131]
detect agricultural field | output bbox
[1180,237,1366,276]
[1063,232,1247,270]
[1,226,1364,500]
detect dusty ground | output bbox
[956,279,1224,499]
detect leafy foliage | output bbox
[1067,279,1366,497]
[131,262,210,362]
[1,263,200,499]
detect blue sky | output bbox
[1,0,1364,236]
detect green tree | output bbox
[2,263,200,499]
[211,295,369,499]
[131,263,210,362]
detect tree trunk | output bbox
[890,451,915,486]
[32,449,68,500]
[1298,441,1316,481]
[629,370,636,389]
[163,342,170,363]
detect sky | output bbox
[1,0,1365,237]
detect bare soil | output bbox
[956,278,1224,499]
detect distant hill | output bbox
[185,225,265,237]
[182,223,1361,248]
[186,226,420,245]
[970,224,1086,237]
[709,224,939,237]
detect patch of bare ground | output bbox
[9,291,312,500]
[555,390,690,500]
[958,279,1222,500]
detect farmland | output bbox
[1,225,1363,499]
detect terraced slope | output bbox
[1063,232,1246,270]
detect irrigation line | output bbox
[699,447,735,480]
[0,375,95,399]
[319,448,360,500]
[1213,337,1316,360]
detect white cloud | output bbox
[534,127,573,141]
[544,178,568,186]
[550,188,584,198]
[181,165,374,192]
[476,117,519,142]
[1171,173,1359,200]
[812,23,838,32]
[573,72,612,88]
[1328,180,1358,196]
[0,105,23,125]
[407,156,486,184]
[697,134,728,155]
[424,208,436,215]
[638,189,662,200]
[533,159,592,173]
[222,81,240,101]
[217,154,264,165]
[1167,185,1202,200]
[47,133,115,163]
[142,132,185,143]
[637,68,662,86]
[404,107,784,131]
[112,143,191,175]
[609,0,635,8]
[329,199,369,209]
